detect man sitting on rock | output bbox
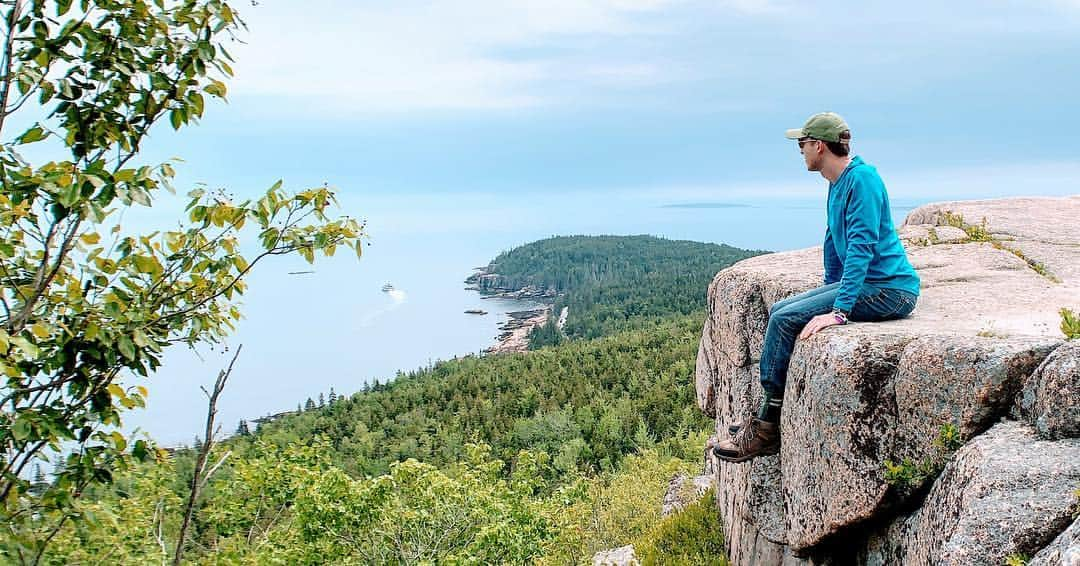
[711,112,921,463]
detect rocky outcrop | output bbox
[592,545,639,566]
[1017,341,1080,440]
[695,195,1080,565]
[661,472,713,517]
[484,308,549,354]
[865,422,1080,565]
[1030,515,1080,566]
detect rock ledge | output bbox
[696,195,1080,566]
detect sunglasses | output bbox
[797,138,820,150]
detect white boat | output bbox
[381,283,395,292]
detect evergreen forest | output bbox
[472,234,764,345]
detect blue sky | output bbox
[131,0,1080,202]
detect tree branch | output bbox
[173,345,241,566]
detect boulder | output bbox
[1017,341,1080,440]
[661,472,713,517]
[592,545,638,566]
[877,422,1080,566]
[1030,515,1080,566]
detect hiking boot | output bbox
[727,415,751,437]
[712,417,779,463]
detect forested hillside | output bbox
[31,316,723,564]
[14,235,749,563]
[473,235,766,342]
[243,315,708,477]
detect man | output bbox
[711,112,921,463]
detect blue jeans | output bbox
[759,283,917,397]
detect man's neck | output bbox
[820,156,853,183]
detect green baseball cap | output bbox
[784,112,850,142]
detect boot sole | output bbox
[712,446,779,463]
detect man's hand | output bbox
[799,313,842,340]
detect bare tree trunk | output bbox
[173,346,241,566]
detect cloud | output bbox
[225,0,775,113]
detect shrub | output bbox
[635,490,728,566]
[884,424,963,494]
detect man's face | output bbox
[799,138,824,172]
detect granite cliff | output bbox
[695,195,1080,565]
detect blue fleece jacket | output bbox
[824,156,920,312]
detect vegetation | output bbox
[476,235,764,341]
[26,433,710,564]
[941,211,1059,282]
[635,490,727,566]
[1004,553,1030,566]
[0,1,364,561]
[243,314,710,477]
[883,423,964,496]
[1061,308,1080,340]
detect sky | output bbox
[132,0,1080,203]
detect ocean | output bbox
[125,189,922,446]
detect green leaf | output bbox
[12,418,31,441]
[10,336,39,359]
[17,126,48,144]
[118,335,136,361]
[30,322,50,339]
[130,188,151,207]
[133,255,157,274]
[133,329,149,347]
[170,109,182,130]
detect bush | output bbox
[635,490,727,565]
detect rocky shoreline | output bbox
[465,267,561,354]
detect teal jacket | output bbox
[824,155,920,312]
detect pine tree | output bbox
[318,393,326,408]
[236,419,251,437]
[328,387,338,405]
[30,464,47,496]
[305,398,316,411]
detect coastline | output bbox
[465,267,561,354]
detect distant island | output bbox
[661,202,755,209]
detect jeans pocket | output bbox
[882,289,916,319]
[852,288,912,321]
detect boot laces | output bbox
[733,414,759,450]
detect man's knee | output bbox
[768,308,802,333]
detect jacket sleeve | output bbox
[823,227,842,285]
[833,173,883,312]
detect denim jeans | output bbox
[759,283,918,397]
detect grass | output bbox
[1061,308,1080,340]
[976,325,1009,339]
[940,210,1060,282]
